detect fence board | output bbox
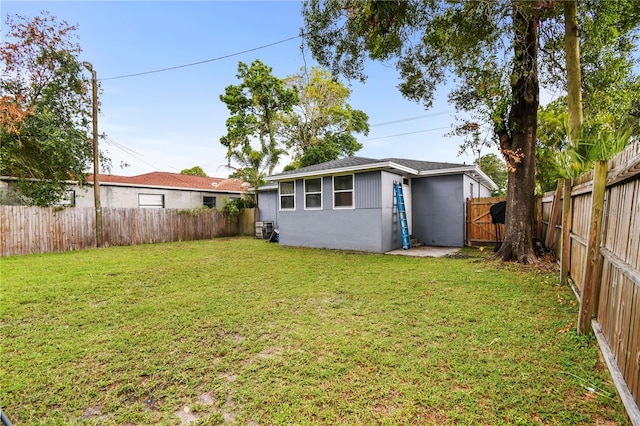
[544,142,640,416]
[465,196,506,246]
[1,207,256,256]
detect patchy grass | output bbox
[0,238,628,425]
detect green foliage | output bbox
[282,67,369,168]
[220,197,253,217]
[219,60,299,202]
[0,13,99,206]
[219,59,298,176]
[476,154,507,196]
[537,99,635,192]
[179,166,207,176]
[178,206,211,216]
[0,239,628,424]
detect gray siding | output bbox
[278,209,383,252]
[258,189,278,225]
[411,175,464,247]
[355,171,381,209]
[275,171,386,252]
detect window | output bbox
[138,193,164,208]
[203,196,216,208]
[304,178,322,209]
[333,175,353,208]
[279,181,295,210]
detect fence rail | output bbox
[0,207,255,257]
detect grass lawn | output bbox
[0,238,628,425]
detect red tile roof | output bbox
[88,172,247,193]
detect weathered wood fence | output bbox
[540,142,640,421]
[0,207,256,256]
[465,196,505,247]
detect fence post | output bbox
[560,178,572,286]
[577,160,608,335]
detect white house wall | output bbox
[73,185,239,209]
[462,174,492,200]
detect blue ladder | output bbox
[394,182,411,250]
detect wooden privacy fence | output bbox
[540,142,640,421]
[465,196,506,247]
[0,207,256,257]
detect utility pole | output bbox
[83,61,103,248]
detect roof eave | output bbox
[418,166,498,191]
[264,161,418,181]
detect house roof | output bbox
[264,156,498,191]
[88,172,247,193]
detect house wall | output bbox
[411,174,465,247]
[74,185,240,209]
[462,174,492,200]
[277,172,386,252]
[381,171,404,252]
[257,189,278,225]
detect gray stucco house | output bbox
[258,157,497,252]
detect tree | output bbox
[180,166,207,176]
[281,67,369,168]
[535,1,640,191]
[219,60,299,176]
[303,1,541,262]
[0,12,96,206]
[476,154,507,196]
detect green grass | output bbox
[0,238,628,425]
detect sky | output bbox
[2,1,502,178]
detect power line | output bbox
[370,110,455,127]
[102,35,301,81]
[363,126,451,141]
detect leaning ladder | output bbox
[393,182,411,250]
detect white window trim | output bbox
[279,180,296,211]
[138,193,165,209]
[304,177,323,210]
[333,174,354,209]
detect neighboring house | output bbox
[258,157,497,252]
[0,172,247,209]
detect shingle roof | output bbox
[88,172,246,192]
[273,157,381,177]
[381,158,466,171]
[269,156,469,179]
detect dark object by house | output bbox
[269,229,279,243]
[489,201,506,251]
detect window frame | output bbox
[138,193,165,209]
[203,196,216,209]
[279,180,296,211]
[304,177,323,210]
[333,174,354,209]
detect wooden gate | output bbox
[465,196,506,247]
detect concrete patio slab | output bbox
[385,246,460,257]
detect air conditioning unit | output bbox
[255,221,274,239]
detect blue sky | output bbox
[3,1,498,177]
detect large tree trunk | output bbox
[496,2,540,263]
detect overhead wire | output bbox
[101,35,301,81]
[363,126,452,141]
